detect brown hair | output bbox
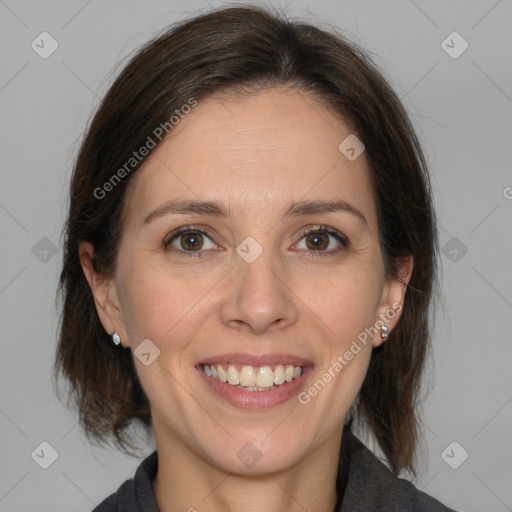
[54,4,437,476]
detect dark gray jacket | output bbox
[93,431,456,511]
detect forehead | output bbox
[123,87,376,227]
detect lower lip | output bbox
[196,366,313,410]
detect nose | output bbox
[219,248,299,335]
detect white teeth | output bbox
[273,365,285,385]
[239,366,257,386]
[202,363,305,389]
[227,365,240,385]
[256,366,274,388]
[217,364,227,383]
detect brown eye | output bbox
[165,228,216,254]
[294,227,348,254]
[179,232,204,251]
[305,232,329,251]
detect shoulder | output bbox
[92,451,160,512]
[340,431,457,512]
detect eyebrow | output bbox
[143,198,367,226]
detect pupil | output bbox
[182,233,203,250]
[307,233,327,250]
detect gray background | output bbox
[1,0,511,511]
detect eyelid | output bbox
[163,224,349,256]
[292,225,349,252]
[163,225,214,243]
[163,225,219,254]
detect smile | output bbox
[196,353,313,410]
[201,363,304,391]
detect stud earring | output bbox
[381,325,389,339]
[112,331,121,346]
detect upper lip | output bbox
[196,353,314,368]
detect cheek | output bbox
[297,266,382,345]
[117,261,223,352]
[117,269,185,344]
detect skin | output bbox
[80,86,413,512]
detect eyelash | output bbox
[162,225,349,258]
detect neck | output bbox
[153,429,343,512]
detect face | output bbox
[82,86,411,476]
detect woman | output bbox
[55,5,456,511]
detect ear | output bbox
[372,255,414,348]
[78,241,129,347]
